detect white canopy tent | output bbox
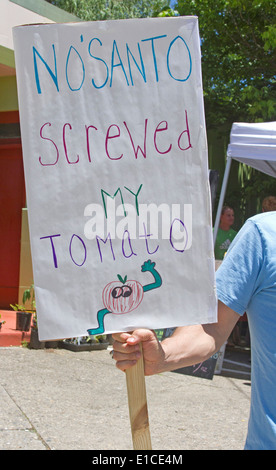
[213,121,276,245]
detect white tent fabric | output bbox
[227,121,276,178]
[213,121,276,246]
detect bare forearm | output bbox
[156,324,217,373]
[155,301,240,374]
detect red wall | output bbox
[0,111,25,308]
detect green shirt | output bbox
[215,227,237,260]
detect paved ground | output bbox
[0,345,251,451]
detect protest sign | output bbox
[13,17,217,341]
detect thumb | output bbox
[126,328,157,345]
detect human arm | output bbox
[112,300,239,376]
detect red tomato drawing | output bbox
[102,275,144,314]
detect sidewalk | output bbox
[0,344,251,450]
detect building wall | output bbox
[0,110,25,307]
[0,76,18,111]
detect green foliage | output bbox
[175,0,276,127]
[10,284,36,326]
[157,6,179,16]
[22,284,36,311]
[47,0,171,20]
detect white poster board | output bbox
[13,17,217,341]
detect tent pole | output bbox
[213,156,232,247]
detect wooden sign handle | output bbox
[125,344,152,450]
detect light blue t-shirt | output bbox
[216,212,276,450]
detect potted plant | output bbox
[61,334,109,352]
[10,285,35,332]
[10,283,44,348]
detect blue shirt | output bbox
[216,212,276,450]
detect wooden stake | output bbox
[125,344,152,450]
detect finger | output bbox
[112,329,155,347]
[125,328,157,345]
[113,340,141,357]
[115,358,138,372]
[113,348,141,363]
[112,332,133,343]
